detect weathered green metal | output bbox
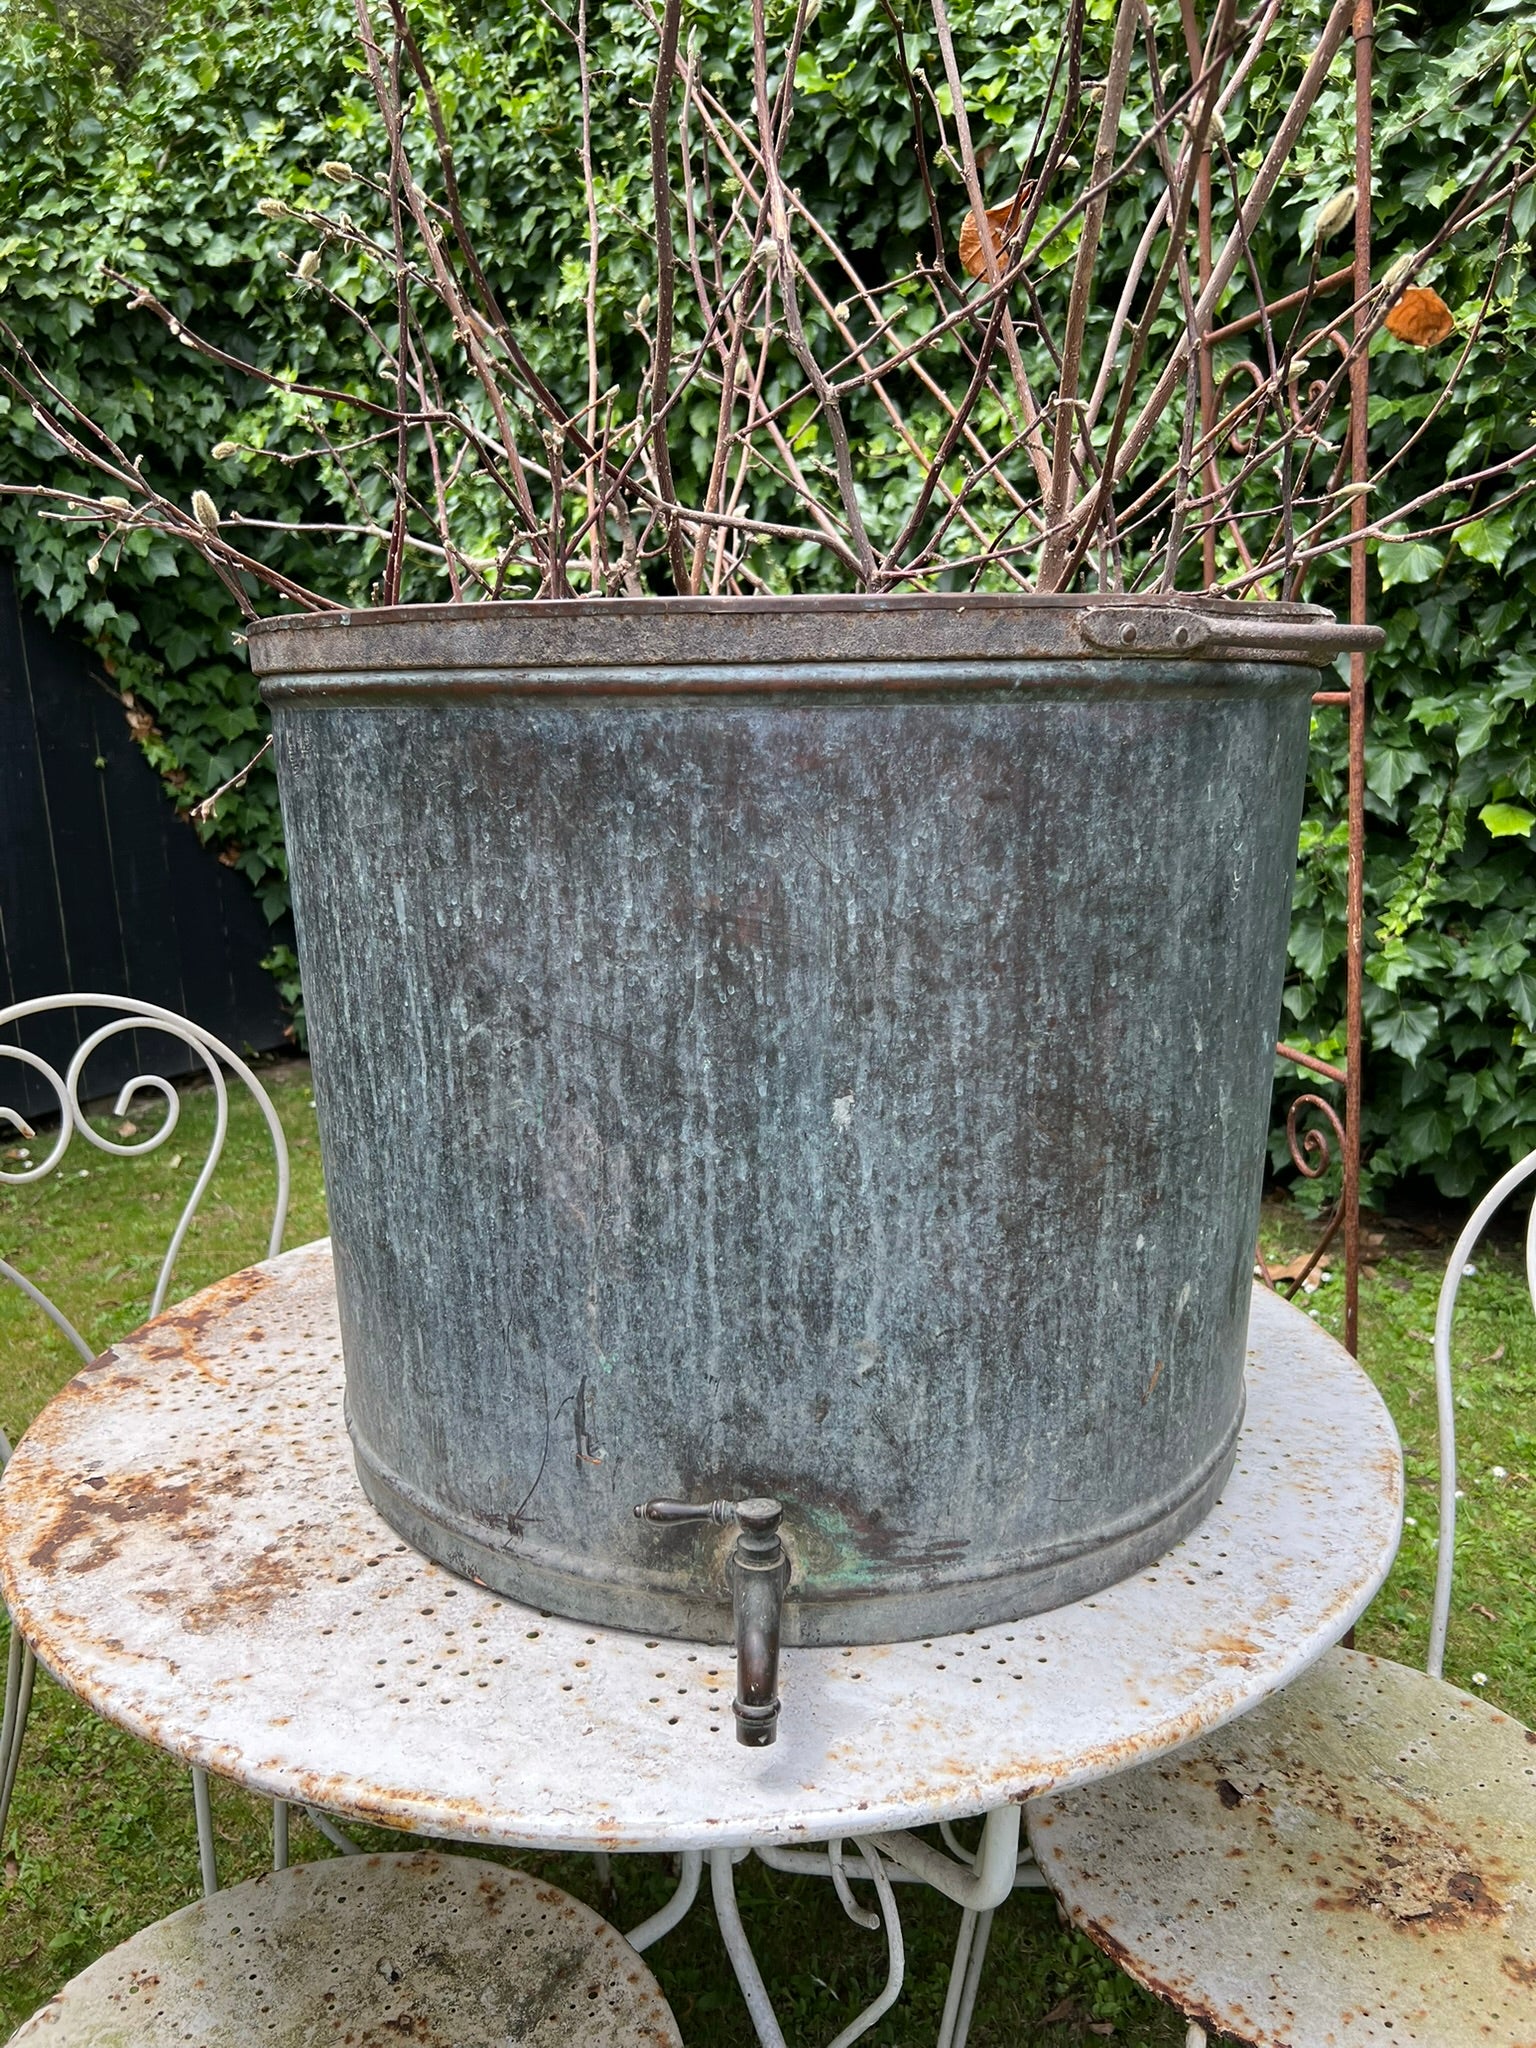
[251,593,1378,1646]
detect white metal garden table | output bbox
[0,1240,1402,2046]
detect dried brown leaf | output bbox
[1385,286,1454,348]
[1267,1254,1331,1291]
[958,197,1025,280]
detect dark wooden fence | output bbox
[0,567,290,1120]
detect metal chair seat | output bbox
[1027,1647,1536,2046]
[7,1850,681,2046]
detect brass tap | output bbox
[633,1496,789,1746]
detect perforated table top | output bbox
[0,1241,1401,1852]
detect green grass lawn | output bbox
[1,1061,1532,2044]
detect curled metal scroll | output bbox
[0,994,292,1892]
[1287,1089,1346,1182]
[1254,1088,1346,1302]
[0,994,290,1327]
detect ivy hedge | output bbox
[2,0,1534,1199]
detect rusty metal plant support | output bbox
[1241,3,1374,1358]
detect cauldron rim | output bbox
[248,589,1377,678]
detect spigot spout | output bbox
[730,1498,787,1748]
[633,1493,790,1747]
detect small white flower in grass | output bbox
[1455,1488,1466,1500]
[1471,1672,1488,1687]
[1404,1514,1417,1526]
[191,490,221,533]
[1491,1466,1508,1480]
[1464,1262,1478,1276]
[77,1168,89,1178]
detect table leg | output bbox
[304,1806,364,1855]
[936,1908,980,2048]
[876,1803,1021,1907]
[709,1837,909,2048]
[627,1849,703,1952]
[824,1840,904,2048]
[710,1847,789,2048]
[191,1767,218,1897]
[937,1906,994,2048]
[0,1634,34,1844]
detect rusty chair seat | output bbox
[1028,1649,1536,2046]
[6,1850,681,2047]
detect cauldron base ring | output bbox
[346,1396,1245,1648]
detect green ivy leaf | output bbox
[1458,699,1502,757]
[1371,1000,1441,1062]
[1377,540,1446,590]
[1479,801,1536,837]
[1398,1103,1457,1160]
[1455,512,1518,568]
[1507,969,1536,1030]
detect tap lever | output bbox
[633,1498,739,1527]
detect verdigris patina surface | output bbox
[251,593,1377,1644]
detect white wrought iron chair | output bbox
[1026,1148,1536,2045]
[0,993,290,1896]
[0,997,700,2048]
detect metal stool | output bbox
[1029,1650,1536,2045]
[6,1850,682,2046]
[1026,1148,1536,2045]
